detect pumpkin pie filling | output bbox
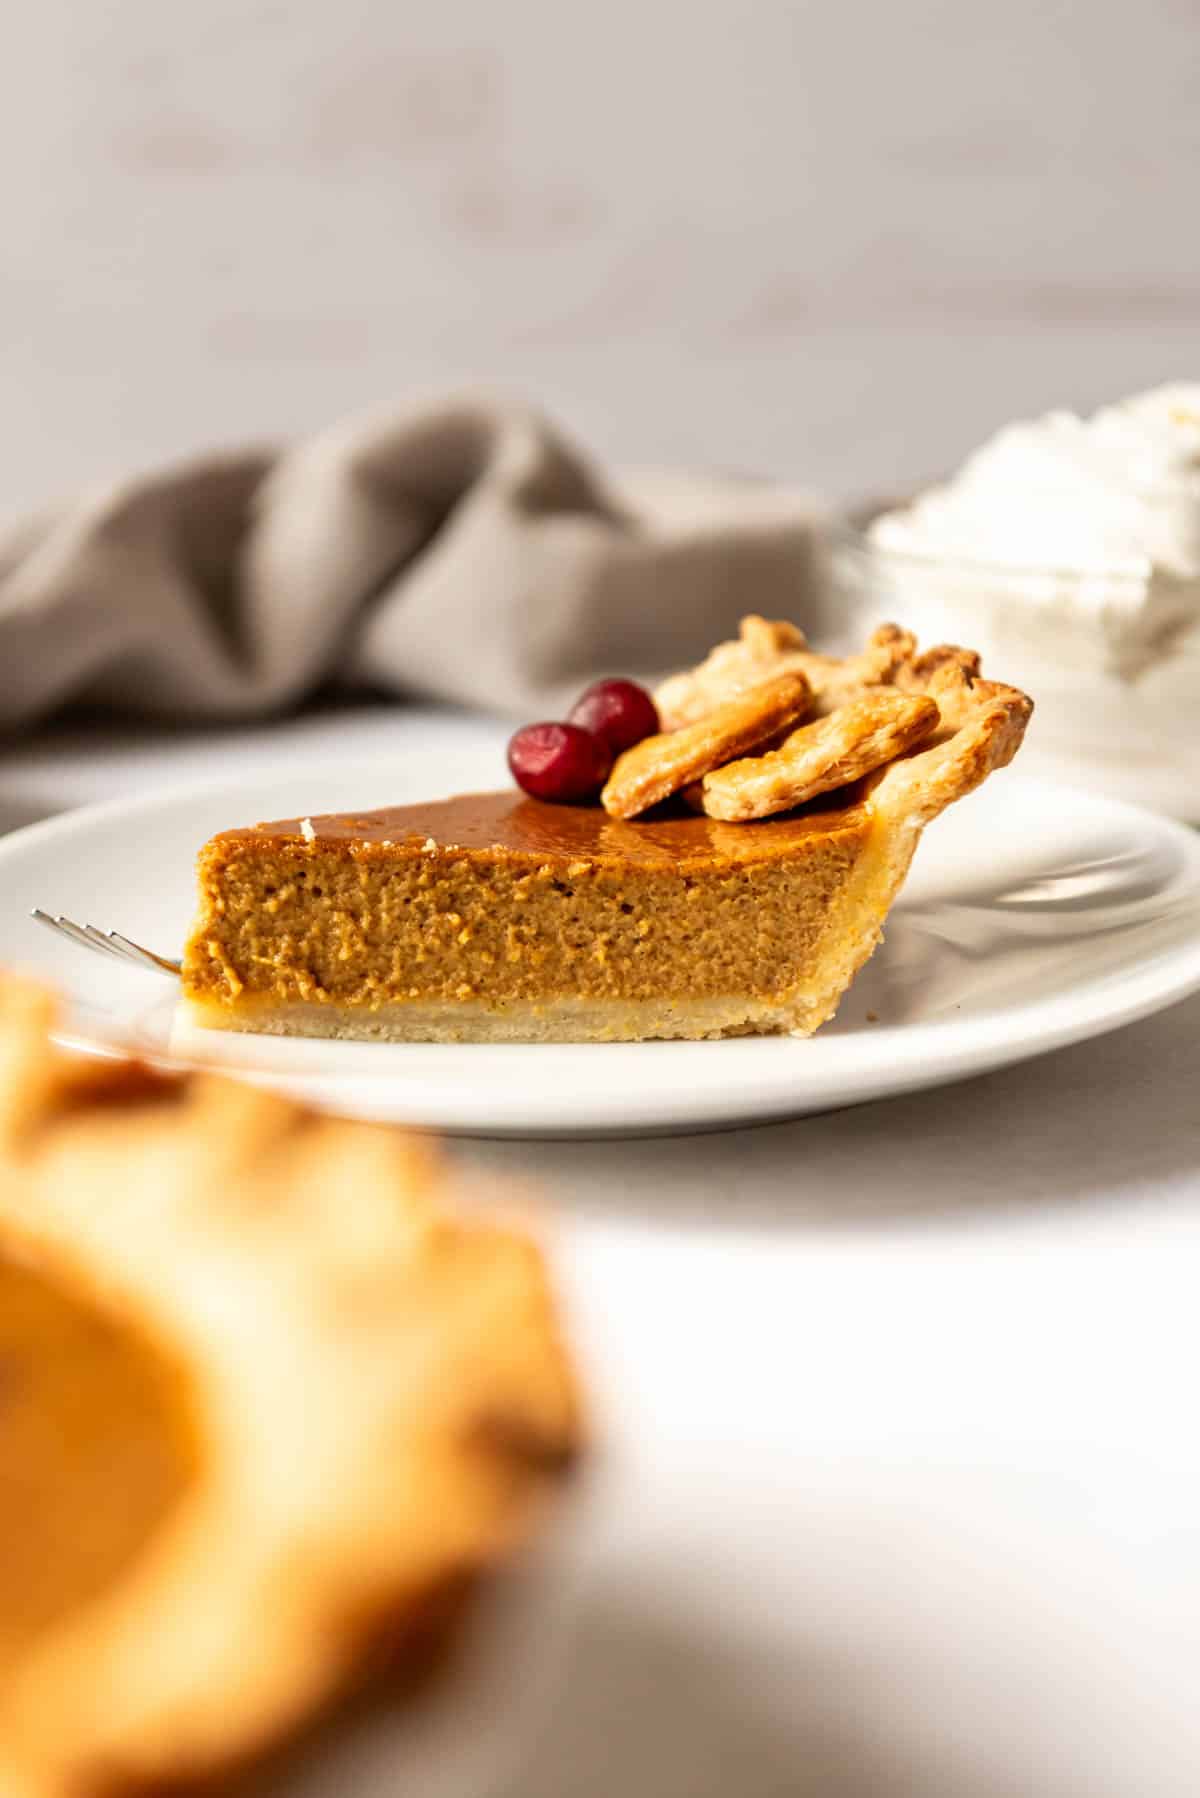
[181,790,884,1041]
[0,1255,195,1669]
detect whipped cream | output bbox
[856,386,1200,817]
[869,385,1200,680]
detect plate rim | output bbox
[3,762,1200,1137]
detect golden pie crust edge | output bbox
[696,691,941,820]
[0,979,582,1798]
[656,629,1032,1040]
[657,618,1032,830]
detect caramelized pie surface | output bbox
[216,788,873,866]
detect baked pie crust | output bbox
[599,671,813,818]
[695,690,940,821]
[181,620,1032,1044]
[0,978,580,1797]
[654,616,936,727]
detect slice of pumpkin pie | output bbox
[181,620,1032,1043]
[0,976,580,1798]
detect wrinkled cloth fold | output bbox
[0,393,828,727]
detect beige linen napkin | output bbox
[0,393,828,727]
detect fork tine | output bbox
[29,908,71,941]
[30,910,181,980]
[29,908,72,948]
[107,932,182,978]
[80,923,136,964]
[32,912,114,959]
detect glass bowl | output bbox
[828,510,1200,822]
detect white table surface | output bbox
[7,703,1200,1798]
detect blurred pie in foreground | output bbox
[182,618,1032,1043]
[0,977,580,1798]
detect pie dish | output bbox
[181,619,1032,1044]
[0,976,581,1798]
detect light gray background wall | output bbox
[3,0,1197,515]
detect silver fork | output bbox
[31,910,181,978]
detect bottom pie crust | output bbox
[184,991,838,1042]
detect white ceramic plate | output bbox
[3,752,1199,1137]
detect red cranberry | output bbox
[567,679,660,756]
[507,722,612,803]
